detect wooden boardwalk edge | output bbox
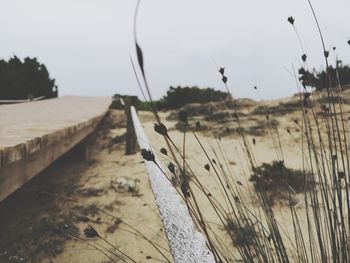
[0,96,111,201]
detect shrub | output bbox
[0,56,57,100]
[298,62,350,90]
[249,161,313,203]
[226,219,257,247]
[112,86,229,111]
[158,86,229,109]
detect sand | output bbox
[0,110,169,263]
[1,92,350,262]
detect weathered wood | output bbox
[124,96,138,155]
[0,96,45,105]
[131,106,215,263]
[0,96,111,201]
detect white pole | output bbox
[130,106,215,263]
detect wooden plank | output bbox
[124,96,138,155]
[0,96,111,201]
[0,96,45,104]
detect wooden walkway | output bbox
[0,96,111,201]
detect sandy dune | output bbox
[1,91,350,262]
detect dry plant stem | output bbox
[98,236,138,263]
[191,130,284,261]
[158,133,245,260]
[129,56,148,102]
[19,187,172,262]
[161,133,225,261]
[150,129,242,260]
[63,234,119,263]
[125,0,350,261]
[133,1,183,176]
[305,0,350,260]
[97,207,172,263]
[118,227,169,253]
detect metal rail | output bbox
[130,106,215,263]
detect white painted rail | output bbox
[131,106,215,263]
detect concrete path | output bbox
[0,96,112,201]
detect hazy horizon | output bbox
[1,0,349,101]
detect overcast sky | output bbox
[1,0,349,100]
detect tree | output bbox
[159,86,229,109]
[0,56,58,100]
[298,62,350,90]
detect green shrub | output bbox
[299,62,350,90]
[158,86,229,109]
[0,56,57,100]
[112,86,228,111]
[110,94,153,111]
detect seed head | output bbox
[222,76,228,84]
[338,171,345,179]
[168,162,176,174]
[301,54,307,62]
[181,179,190,198]
[324,51,329,58]
[204,164,210,171]
[154,123,168,137]
[219,67,225,75]
[141,149,156,163]
[276,160,284,169]
[320,105,329,113]
[84,225,100,238]
[347,40,350,46]
[287,16,295,25]
[160,148,167,155]
[304,92,311,100]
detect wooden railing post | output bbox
[124,96,138,155]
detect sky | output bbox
[0,0,349,101]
